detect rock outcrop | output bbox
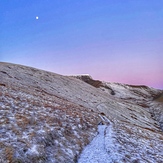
[0,62,163,163]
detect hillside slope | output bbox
[0,62,163,163]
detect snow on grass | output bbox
[28,144,39,155]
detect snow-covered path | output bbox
[78,125,109,163]
[78,121,121,163]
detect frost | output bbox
[78,113,123,163]
[0,63,163,163]
[78,123,121,163]
[78,112,163,162]
[22,132,29,139]
[28,144,38,155]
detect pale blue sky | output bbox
[0,0,163,89]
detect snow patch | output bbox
[78,120,122,163]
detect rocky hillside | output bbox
[0,62,163,163]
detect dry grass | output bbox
[1,62,163,163]
[0,85,100,162]
[155,94,163,102]
[5,147,14,163]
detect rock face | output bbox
[0,62,163,163]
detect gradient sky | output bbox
[0,0,163,89]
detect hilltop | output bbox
[0,62,163,163]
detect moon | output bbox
[36,16,39,20]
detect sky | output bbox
[0,0,163,89]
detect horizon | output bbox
[1,61,162,90]
[0,1,163,89]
